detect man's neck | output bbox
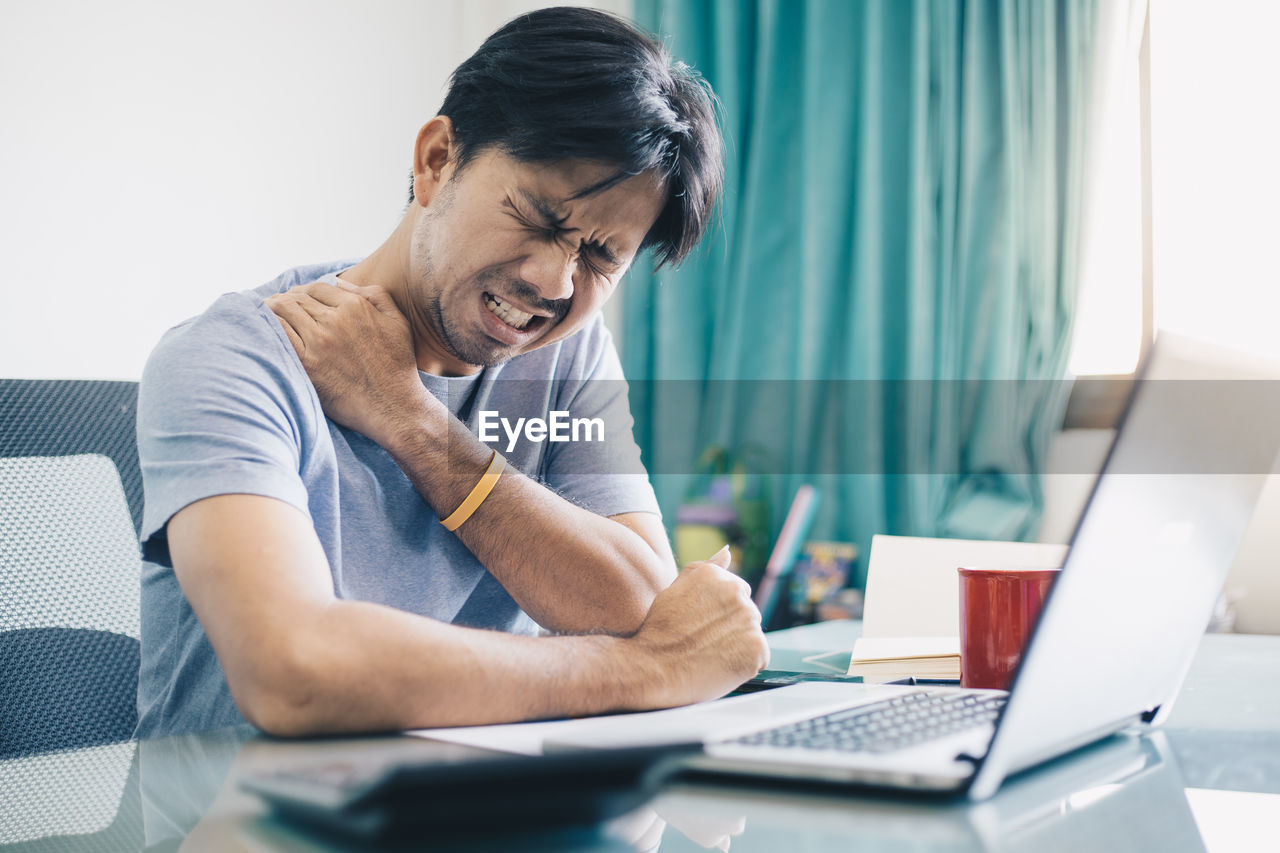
[337,217,480,377]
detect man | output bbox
[135,7,769,738]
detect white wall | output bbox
[0,0,630,380]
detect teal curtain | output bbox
[624,0,1096,582]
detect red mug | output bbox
[958,567,1059,690]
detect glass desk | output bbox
[2,622,1276,852]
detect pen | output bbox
[885,677,962,686]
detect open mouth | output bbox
[483,292,548,334]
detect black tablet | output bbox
[241,740,699,843]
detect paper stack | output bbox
[847,535,1067,683]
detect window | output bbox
[1149,0,1280,359]
[1065,0,1280,427]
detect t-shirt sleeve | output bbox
[542,322,661,518]
[137,294,321,547]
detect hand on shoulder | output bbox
[266,279,431,446]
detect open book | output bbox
[847,535,1066,682]
[848,635,961,681]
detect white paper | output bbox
[861,535,1067,639]
[408,717,576,756]
[409,692,778,755]
[408,684,890,755]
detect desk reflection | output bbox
[0,727,1222,852]
[136,728,682,851]
[651,733,1204,853]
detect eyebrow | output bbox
[515,188,569,229]
[514,188,623,267]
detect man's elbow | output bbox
[238,690,321,738]
[602,574,666,636]
[226,643,328,737]
[600,597,651,637]
[600,550,675,635]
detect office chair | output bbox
[0,379,145,849]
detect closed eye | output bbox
[585,242,622,271]
[506,193,568,232]
[504,194,621,276]
[505,205,555,236]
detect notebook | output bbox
[846,635,961,681]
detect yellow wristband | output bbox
[440,450,505,532]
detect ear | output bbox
[411,116,456,208]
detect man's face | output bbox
[405,150,667,373]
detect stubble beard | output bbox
[404,190,514,371]
[408,181,568,370]
[411,225,516,370]
[428,273,519,369]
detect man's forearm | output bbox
[169,493,768,740]
[247,598,649,735]
[380,390,676,635]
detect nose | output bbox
[520,241,576,303]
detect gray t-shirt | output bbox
[135,260,659,738]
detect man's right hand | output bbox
[629,548,770,708]
[266,280,432,450]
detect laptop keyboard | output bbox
[731,691,1006,754]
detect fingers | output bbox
[638,554,772,704]
[267,293,321,334]
[262,294,307,356]
[269,309,307,357]
[294,293,330,323]
[683,546,732,574]
[333,278,404,319]
[275,283,364,324]
[678,554,756,609]
[690,547,751,600]
[295,281,353,308]
[685,562,767,671]
[266,289,345,360]
[706,545,732,569]
[280,279,406,325]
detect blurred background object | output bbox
[787,541,860,627]
[672,444,771,585]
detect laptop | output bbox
[543,332,1280,800]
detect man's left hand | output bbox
[266,280,428,446]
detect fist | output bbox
[631,548,770,708]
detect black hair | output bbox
[421,6,722,268]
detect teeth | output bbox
[484,293,535,330]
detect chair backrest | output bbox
[0,380,143,533]
[1,380,143,760]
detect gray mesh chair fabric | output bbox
[1,380,143,758]
[0,380,142,533]
[1,454,142,757]
[0,742,142,849]
[0,380,145,850]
